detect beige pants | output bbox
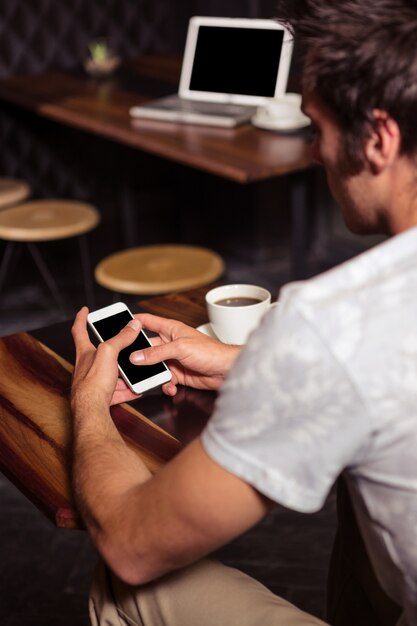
[89,559,328,626]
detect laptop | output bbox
[129,16,294,128]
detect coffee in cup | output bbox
[215,296,262,307]
[206,284,271,344]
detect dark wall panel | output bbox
[190,0,279,18]
[0,0,189,77]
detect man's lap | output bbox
[89,558,328,626]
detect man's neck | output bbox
[384,157,417,235]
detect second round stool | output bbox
[95,244,225,298]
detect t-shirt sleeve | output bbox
[201,298,372,513]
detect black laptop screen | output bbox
[189,26,284,97]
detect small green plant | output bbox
[88,40,110,63]
[85,38,120,77]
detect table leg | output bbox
[291,172,314,280]
[0,241,15,295]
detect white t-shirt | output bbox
[202,227,417,626]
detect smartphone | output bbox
[87,302,172,394]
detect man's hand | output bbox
[129,313,240,396]
[71,307,142,409]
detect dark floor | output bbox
[0,235,362,626]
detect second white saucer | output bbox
[196,323,220,341]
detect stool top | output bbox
[95,244,225,295]
[0,178,31,209]
[0,200,100,241]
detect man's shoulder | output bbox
[281,227,417,314]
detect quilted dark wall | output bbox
[189,0,279,18]
[0,0,189,77]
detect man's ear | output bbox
[364,109,401,173]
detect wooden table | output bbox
[0,55,313,185]
[0,55,317,277]
[0,286,211,530]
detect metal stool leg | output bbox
[78,235,95,308]
[27,243,66,311]
[0,242,15,296]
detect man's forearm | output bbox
[72,399,269,587]
[71,399,201,585]
[71,397,151,538]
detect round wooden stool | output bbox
[0,199,100,308]
[0,178,31,209]
[95,244,225,296]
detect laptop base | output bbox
[130,95,256,128]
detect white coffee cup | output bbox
[255,92,309,126]
[260,92,302,117]
[205,284,271,345]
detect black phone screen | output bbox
[92,311,166,385]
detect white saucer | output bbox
[196,323,220,341]
[197,303,279,343]
[251,113,310,131]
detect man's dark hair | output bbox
[276,0,417,163]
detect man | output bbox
[71,1,417,624]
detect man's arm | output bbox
[71,308,270,585]
[73,421,269,586]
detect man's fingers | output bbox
[161,370,179,396]
[100,318,142,356]
[162,381,178,396]
[149,336,163,347]
[134,313,182,338]
[115,377,129,390]
[71,307,92,352]
[130,341,181,366]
